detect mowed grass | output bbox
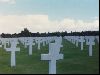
[0,39,99,74]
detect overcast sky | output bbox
[0,0,99,34]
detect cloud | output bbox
[59,18,99,32]
[0,14,99,34]
[0,0,16,4]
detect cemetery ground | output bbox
[0,39,99,74]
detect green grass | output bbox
[0,39,99,74]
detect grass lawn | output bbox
[0,39,99,74]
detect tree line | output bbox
[0,28,99,38]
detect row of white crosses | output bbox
[64,36,98,56]
[0,35,98,74]
[0,37,63,74]
[64,36,85,50]
[18,37,56,51]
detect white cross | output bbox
[25,37,35,55]
[86,36,95,56]
[18,37,25,45]
[24,38,29,48]
[42,38,46,46]
[46,39,49,45]
[71,36,76,44]
[41,42,63,74]
[36,38,42,50]
[79,36,85,50]
[5,39,20,67]
[75,36,79,47]
[1,38,9,49]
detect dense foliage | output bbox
[0,28,99,38]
